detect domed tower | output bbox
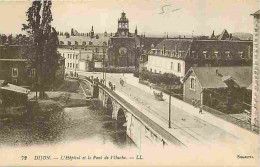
[117,11,129,37]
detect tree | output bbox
[22,0,59,99]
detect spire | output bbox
[210,30,216,39]
[135,26,138,35]
[90,26,94,38]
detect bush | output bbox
[139,68,181,85]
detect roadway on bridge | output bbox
[77,72,255,147]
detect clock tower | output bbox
[117,12,129,37]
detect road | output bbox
[76,71,253,146]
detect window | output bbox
[76,55,78,59]
[82,41,86,46]
[12,68,18,77]
[150,68,152,72]
[225,51,232,59]
[95,48,98,53]
[203,51,210,59]
[68,41,71,45]
[178,63,181,72]
[190,77,196,90]
[215,51,221,59]
[73,55,74,59]
[68,63,69,67]
[70,63,72,68]
[73,63,74,68]
[89,41,93,45]
[67,54,69,59]
[12,78,17,85]
[239,52,245,59]
[191,51,196,58]
[171,62,174,70]
[178,51,182,57]
[63,53,64,57]
[30,69,36,77]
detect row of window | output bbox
[150,63,181,73]
[63,53,78,60]
[152,49,249,60]
[171,62,181,72]
[67,63,78,68]
[11,68,36,78]
[60,41,107,46]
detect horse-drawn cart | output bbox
[153,91,164,101]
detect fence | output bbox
[93,67,136,73]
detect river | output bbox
[0,106,136,149]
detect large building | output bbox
[108,12,164,68]
[146,30,253,78]
[108,12,140,67]
[58,48,95,75]
[250,10,260,127]
[58,26,110,70]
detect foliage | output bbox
[139,68,181,85]
[21,0,59,98]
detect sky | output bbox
[0,0,259,36]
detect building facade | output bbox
[251,10,260,126]
[146,34,253,78]
[0,45,65,88]
[182,66,252,114]
[58,26,110,70]
[108,12,140,67]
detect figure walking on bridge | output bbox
[199,104,203,114]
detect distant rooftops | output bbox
[251,10,260,16]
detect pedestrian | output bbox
[199,105,203,114]
[113,85,116,91]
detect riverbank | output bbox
[0,79,92,121]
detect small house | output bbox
[182,66,252,113]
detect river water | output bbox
[0,106,135,149]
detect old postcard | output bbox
[0,0,259,166]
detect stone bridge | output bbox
[81,78,185,148]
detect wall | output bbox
[0,60,29,86]
[95,84,168,148]
[58,48,79,76]
[147,55,185,77]
[183,71,202,102]
[78,61,86,71]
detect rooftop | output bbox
[183,66,252,89]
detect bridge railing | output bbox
[80,76,185,146]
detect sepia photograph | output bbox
[0,0,259,166]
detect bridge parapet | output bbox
[80,78,185,148]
